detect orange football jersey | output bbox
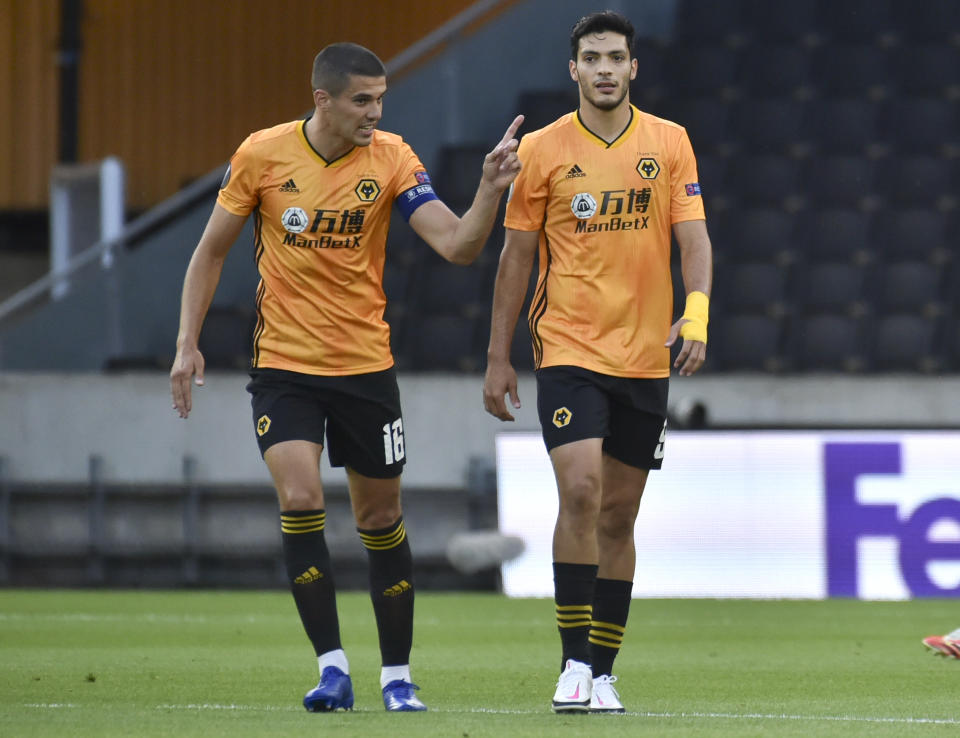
[504,105,705,377]
[217,120,428,375]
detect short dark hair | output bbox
[570,10,635,59]
[311,42,386,96]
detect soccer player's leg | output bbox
[549,439,604,713]
[250,373,353,712]
[348,471,426,711]
[589,385,666,713]
[327,368,425,711]
[264,441,354,712]
[538,367,610,712]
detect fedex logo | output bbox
[825,442,960,598]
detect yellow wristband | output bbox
[679,291,709,344]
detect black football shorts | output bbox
[246,367,406,479]
[535,365,669,470]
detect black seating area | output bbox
[385,0,960,374]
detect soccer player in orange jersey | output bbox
[170,43,522,713]
[483,12,713,713]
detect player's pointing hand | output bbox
[482,115,524,191]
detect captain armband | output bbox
[679,291,709,344]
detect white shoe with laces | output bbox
[590,674,625,713]
[551,659,592,712]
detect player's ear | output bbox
[313,88,331,110]
[629,57,638,81]
[569,59,578,83]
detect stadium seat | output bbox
[801,156,877,210]
[660,98,733,155]
[674,0,746,44]
[810,45,891,99]
[414,257,486,318]
[873,261,944,316]
[197,305,255,370]
[727,155,802,209]
[663,44,738,99]
[792,315,868,372]
[434,144,495,212]
[724,208,796,265]
[878,99,959,155]
[816,0,896,43]
[514,89,579,137]
[736,45,813,99]
[871,209,947,263]
[408,314,480,372]
[892,0,960,42]
[794,209,874,265]
[878,156,953,209]
[730,99,806,156]
[714,262,789,317]
[741,0,819,44]
[802,99,879,155]
[794,262,870,317]
[709,314,785,372]
[946,319,960,372]
[892,44,960,98]
[630,40,667,107]
[869,314,942,373]
[694,154,727,209]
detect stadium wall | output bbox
[1,372,957,487]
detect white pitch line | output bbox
[23,703,960,726]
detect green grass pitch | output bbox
[1,590,959,737]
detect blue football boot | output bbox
[303,666,354,712]
[382,679,427,711]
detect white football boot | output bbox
[551,659,592,712]
[589,674,625,713]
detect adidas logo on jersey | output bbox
[565,164,586,178]
[383,579,412,597]
[294,566,323,584]
[279,178,300,193]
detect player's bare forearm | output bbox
[486,234,535,362]
[668,219,713,376]
[673,219,713,297]
[410,116,523,265]
[483,230,537,421]
[170,205,246,418]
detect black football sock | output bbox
[590,577,632,677]
[280,509,342,657]
[553,562,598,671]
[359,517,414,667]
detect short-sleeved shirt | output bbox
[217,120,430,376]
[505,105,705,378]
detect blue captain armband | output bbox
[396,182,439,221]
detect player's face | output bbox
[570,33,637,111]
[327,75,387,147]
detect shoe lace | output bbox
[595,674,620,697]
[385,679,420,696]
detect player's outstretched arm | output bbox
[483,228,538,421]
[665,218,713,377]
[170,205,247,418]
[409,115,523,265]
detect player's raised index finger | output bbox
[498,115,524,147]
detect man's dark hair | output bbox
[311,42,386,96]
[570,10,635,59]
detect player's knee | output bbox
[597,511,636,543]
[277,485,323,511]
[354,503,402,531]
[558,475,601,520]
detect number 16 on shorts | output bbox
[383,418,405,464]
